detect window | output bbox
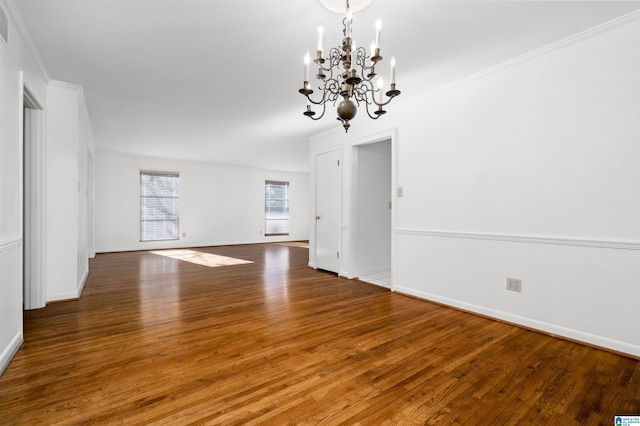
[265,180,289,236]
[140,171,180,241]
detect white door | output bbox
[315,150,341,273]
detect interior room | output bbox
[1,0,639,423]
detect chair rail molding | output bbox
[396,228,640,251]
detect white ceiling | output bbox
[14,0,640,172]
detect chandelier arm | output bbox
[354,77,377,102]
[351,80,399,108]
[360,64,378,82]
[304,78,341,105]
[360,63,376,76]
[371,92,400,107]
[351,85,369,105]
[306,101,328,121]
[330,47,342,65]
[363,102,382,120]
[324,79,341,103]
[323,58,340,82]
[316,48,342,73]
[355,47,376,77]
[305,94,325,106]
[363,49,382,79]
[305,89,331,106]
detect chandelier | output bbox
[299,0,401,132]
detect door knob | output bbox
[316,215,321,220]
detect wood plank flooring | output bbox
[1,243,638,425]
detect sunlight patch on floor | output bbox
[276,241,309,248]
[150,249,254,268]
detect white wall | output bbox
[309,13,640,356]
[46,82,78,300]
[0,0,49,374]
[0,16,23,376]
[0,1,95,374]
[45,81,94,301]
[0,29,23,370]
[95,151,309,252]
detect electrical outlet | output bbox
[397,187,404,197]
[506,277,522,292]
[182,232,186,238]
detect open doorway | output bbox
[23,89,45,310]
[355,139,392,287]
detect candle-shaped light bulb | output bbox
[317,25,324,53]
[371,42,376,54]
[377,77,384,103]
[375,19,382,49]
[390,56,396,85]
[351,41,357,70]
[304,50,310,81]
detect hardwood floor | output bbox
[1,243,638,425]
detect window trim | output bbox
[139,170,180,242]
[264,180,290,237]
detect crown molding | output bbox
[424,8,640,101]
[49,79,82,91]
[1,0,50,82]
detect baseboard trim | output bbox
[396,228,640,251]
[394,284,640,360]
[356,278,391,290]
[0,331,23,376]
[47,291,81,303]
[77,268,89,298]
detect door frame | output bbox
[23,87,46,310]
[351,138,392,286]
[348,128,398,289]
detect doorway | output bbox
[23,89,45,310]
[355,139,392,287]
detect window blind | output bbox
[265,180,289,236]
[140,171,180,241]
